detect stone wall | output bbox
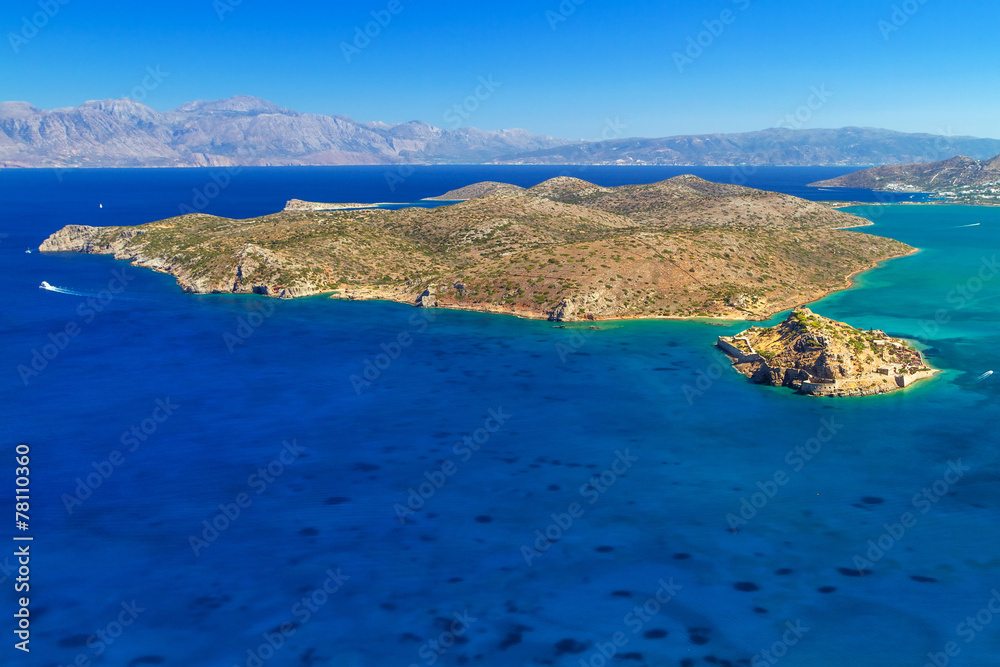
[717,337,761,364]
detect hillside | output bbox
[718,309,936,397]
[424,182,527,201]
[810,154,1000,202]
[39,176,915,322]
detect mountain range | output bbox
[494,128,1000,167]
[0,96,566,168]
[4,96,1000,169]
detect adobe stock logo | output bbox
[546,0,586,31]
[340,0,405,63]
[775,86,834,130]
[7,0,71,54]
[879,0,931,41]
[443,76,502,129]
[673,0,752,73]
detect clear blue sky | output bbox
[2,0,999,140]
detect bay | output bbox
[0,167,995,666]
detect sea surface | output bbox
[1,167,997,667]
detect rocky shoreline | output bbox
[35,221,907,324]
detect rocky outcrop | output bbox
[40,225,101,253]
[417,287,437,308]
[40,224,146,255]
[38,225,97,252]
[718,309,937,397]
[549,292,616,322]
[330,285,419,302]
[38,225,328,298]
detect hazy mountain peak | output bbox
[173,95,294,116]
[0,101,42,118]
[78,98,165,121]
[81,97,153,111]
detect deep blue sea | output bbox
[2,167,997,667]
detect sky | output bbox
[2,0,999,140]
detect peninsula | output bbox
[283,199,394,212]
[718,309,937,397]
[811,154,1000,204]
[39,176,915,322]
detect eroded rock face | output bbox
[550,297,578,322]
[784,368,810,387]
[39,225,143,254]
[232,244,282,293]
[277,286,317,299]
[549,291,619,322]
[417,287,437,308]
[39,225,100,253]
[813,352,841,380]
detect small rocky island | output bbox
[718,309,937,397]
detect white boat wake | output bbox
[40,283,89,297]
[39,282,145,301]
[953,223,981,228]
[974,370,994,383]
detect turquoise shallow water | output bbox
[2,171,999,666]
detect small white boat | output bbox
[975,370,994,382]
[24,249,31,254]
[39,281,51,290]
